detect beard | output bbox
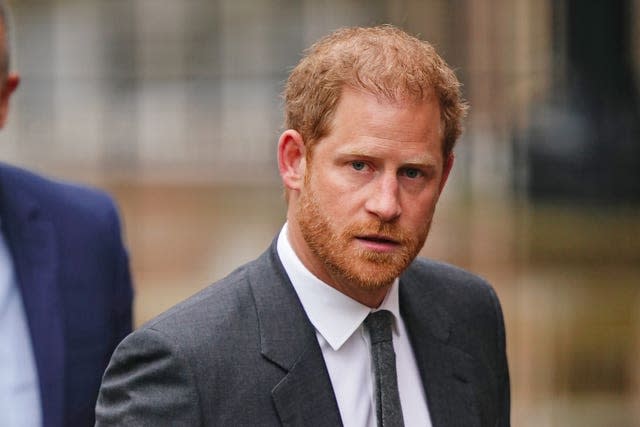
[296,185,431,291]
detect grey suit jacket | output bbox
[96,240,509,426]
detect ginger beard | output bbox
[295,169,432,291]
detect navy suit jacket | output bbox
[0,163,133,427]
[96,239,509,426]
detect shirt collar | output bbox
[277,223,401,351]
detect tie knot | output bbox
[364,310,393,344]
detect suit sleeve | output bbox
[106,200,134,351]
[489,285,510,427]
[95,327,202,426]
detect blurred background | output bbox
[1,0,639,425]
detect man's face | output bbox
[290,88,453,305]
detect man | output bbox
[0,3,133,426]
[96,25,509,426]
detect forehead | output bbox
[327,87,443,148]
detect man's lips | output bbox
[355,234,401,250]
[356,234,400,244]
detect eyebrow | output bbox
[337,149,437,168]
[402,161,438,171]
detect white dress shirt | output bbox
[277,223,431,427]
[0,221,42,427]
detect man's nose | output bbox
[364,173,402,222]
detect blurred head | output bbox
[0,1,9,78]
[0,0,20,129]
[283,25,467,159]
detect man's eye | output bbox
[403,168,423,179]
[351,161,366,171]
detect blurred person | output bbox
[0,2,133,426]
[96,25,509,426]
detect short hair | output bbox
[284,25,468,157]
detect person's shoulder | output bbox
[1,162,119,226]
[136,253,268,345]
[402,257,499,308]
[405,257,491,288]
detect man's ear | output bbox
[278,129,307,191]
[438,153,455,194]
[0,72,20,129]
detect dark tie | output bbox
[364,310,405,427]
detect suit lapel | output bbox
[249,244,343,426]
[0,168,65,427]
[247,241,484,426]
[400,271,481,427]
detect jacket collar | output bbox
[249,241,343,426]
[0,164,65,427]
[400,264,481,427]
[248,238,482,427]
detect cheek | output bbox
[311,171,363,208]
[402,192,439,221]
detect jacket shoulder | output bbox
[404,257,494,293]
[0,163,122,239]
[401,257,501,321]
[138,255,264,350]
